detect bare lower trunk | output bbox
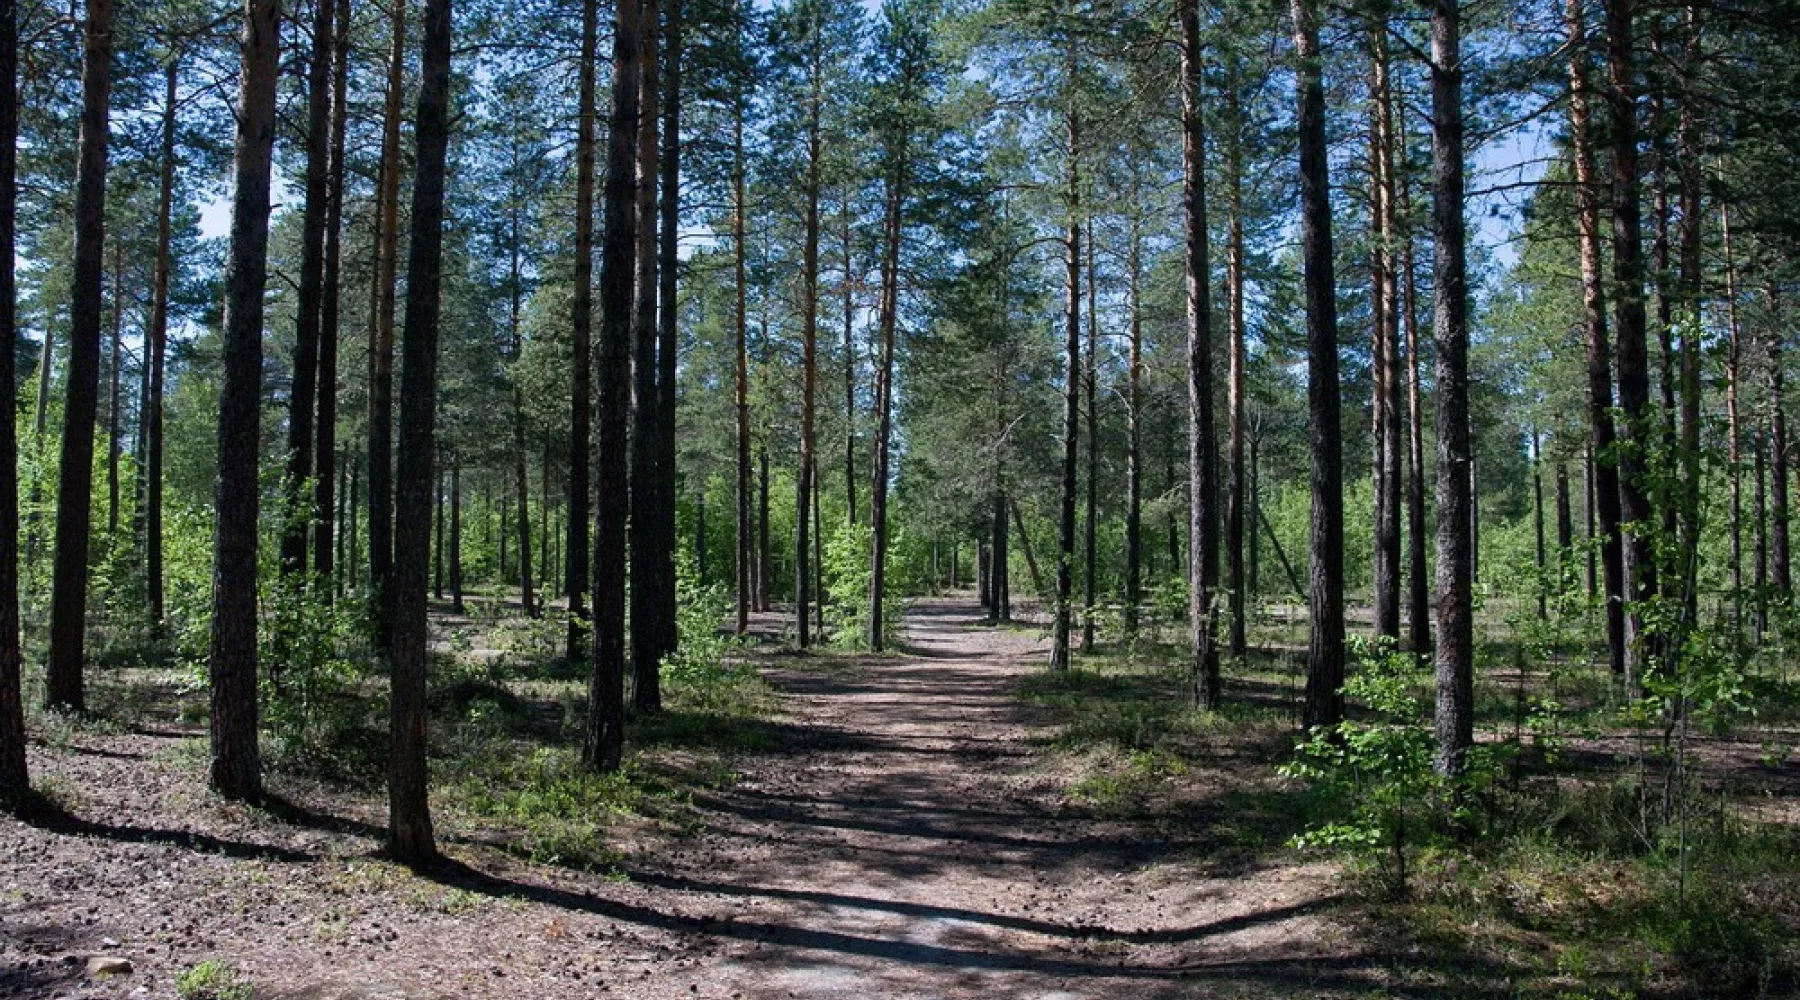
[0,0,25,795]
[567,0,597,659]
[1179,1,1218,704]
[368,0,406,654]
[313,0,349,591]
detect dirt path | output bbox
[643,597,1359,998]
[2,597,1365,999]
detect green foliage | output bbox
[176,960,253,1000]
[1283,637,1508,896]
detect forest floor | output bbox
[3,595,1796,998]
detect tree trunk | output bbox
[793,9,822,651]
[1081,217,1098,653]
[1290,0,1345,731]
[1430,0,1474,780]
[1179,0,1218,703]
[1722,203,1745,621]
[1224,57,1247,658]
[630,0,665,706]
[209,0,279,802]
[867,127,907,652]
[587,0,642,774]
[282,0,336,576]
[758,443,771,611]
[567,0,596,660]
[1049,76,1079,675]
[388,0,453,863]
[45,0,115,714]
[145,61,178,627]
[1008,497,1044,598]
[1125,179,1144,638]
[733,49,751,635]
[1755,427,1769,638]
[842,189,858,527]
[1402,161,1429,655]
[0,0,25,796]
[1370,25,1403,643]
[106,241,122,539]
[1674,8,1702,610]
[369,0,406,654]
[451,457,464,614]
[314,0,350,592]
[1568,0,1626,677]
[508,194,535,618]
[1605,0,1656,686]
[1533,437,1547,618]
[653,0,683,687]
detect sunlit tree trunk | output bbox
[314,0,349,593]
[368,0,407,654]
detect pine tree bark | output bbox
[368,0,406,654]
[507,191,535,618]
[1767,288,1790,594]
[314,0,349,591]
[867,125,907,653]
[567,0,597,660]
[1723,203,1745,619]
[1569,0,1626,677]
[1604,0,1656,686]
[0,0,24,797]
[145,62,178,627]
[1081,218,1098,653]
[1290,0,1345,730]
[629,0,664,706]
[388,0,452,863]
[282,0,336,576]
[450,457,463,613]
[1050,83,1080,674]
[793,7,823,651]
[842,191,858,527]
[732,47,751,635]
[653,0,683,689]
[210,0,281,802]
[45,0,114,713]
[1430,0,1474,780]
[587,0,642,774]
[1124,179,1144,637]
[106,242,122,539]
[1370,25,1403,643]
[1224,58,1247,658]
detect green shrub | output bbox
[176,960,252,1000]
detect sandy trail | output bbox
[1,596,1363,1000]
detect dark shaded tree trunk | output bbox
[433,462,445,600]
[567,0,597,660]
[209,0,280,803]
[990,491,1010,622]
[733,63,751,635]
[1769,289,1790,594]
[652,0,683,691]
[146,61,177,628]
[1605,0,1656,686]
[587,0,642,774]
[451,457,464,614]
[1568,0,1626,677]
[508,198,535,617]
[1722,203,1745,620]
[1124,183,1144,637]
[1755,428,1769,637]
[0,0,24,798]
[282,0,336,576]
[1049,83,1079,674]
[388,0,453,863]
[314,0,349,592]
[842,190,858,527]
[46,0,115,714]
[758,444,771,611]
[1290,0,1345,731]
[867,131,907,652]
[630,0,666,707]
[1081,217,1098,653]
[1402,165,1429,655]
[1430,0,1474,781]
[1370,26,1403,643]
[106,242,121,538]
[1533,438,1547,619]
[1179,0,1218,704]
[1224,58,1247,659]
[793,8,822,651]
[368,0,406,655]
